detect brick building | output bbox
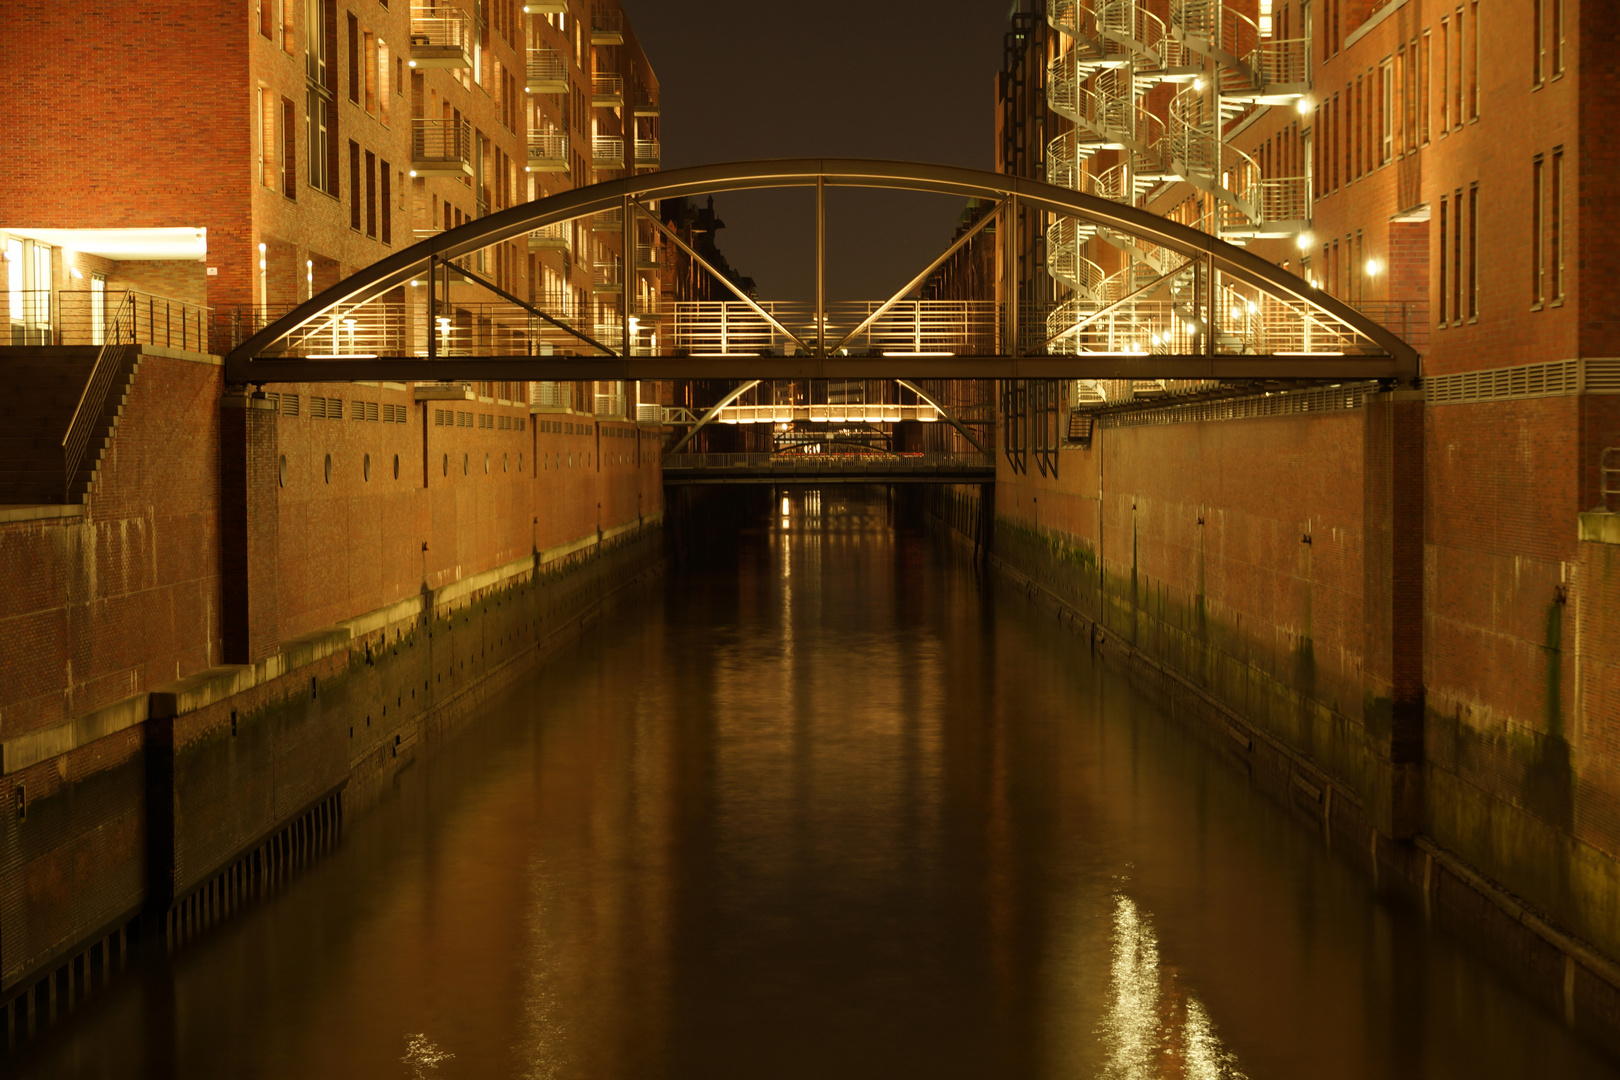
[0,0,670,1034]
[984,0,1620,1006]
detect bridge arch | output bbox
[225,158,1418,383]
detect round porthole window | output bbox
[278,454,287,488]
[363,454,371,482]
[393,454,400,480]
[324,454,332,484]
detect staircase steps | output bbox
[0,346,142,506]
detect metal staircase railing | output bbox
[62,289,134,502]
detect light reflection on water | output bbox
[1099,892,1246,1080]
[20,487,1620,1080]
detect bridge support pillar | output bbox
[1361,389,1426,838]
[220,391,281,664]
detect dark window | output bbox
[381,160,392,244]
[365,150,377,238]
[349,141,361,230]
[281,97,296,199]
[347,12,360,103]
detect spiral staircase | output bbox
[1042,0,1312,373]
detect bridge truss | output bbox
[223,159,1418,386]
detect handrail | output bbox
[62,289,135,501]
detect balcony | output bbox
[522,1,566,11]
[590,5,623,44]
[633,87,659,116]
[592,135,624,170]
[592,72,624,108]
[412,117,473,177]
[635,243,660,270]
[526,130,569,173]
[409,6,473,69]
[592,261,624,293]
[526,47,568,94]
[634,139,661,169]
[592,208,623,232]
[528,222,571,252]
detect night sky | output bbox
[625,0,1016,302]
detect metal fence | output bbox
[8,289,211,352]
[1604,447,1620,513]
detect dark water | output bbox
[21,488,1619,1079]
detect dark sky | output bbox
[625,0,1016,302]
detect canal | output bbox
[21,488,1619,1078]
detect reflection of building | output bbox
[1,0,663,417]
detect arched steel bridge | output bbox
[224,159,1419,385]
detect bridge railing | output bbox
[663,451,995,473]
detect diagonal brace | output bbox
[636,201,813,356]
[830,201,1005,356]
[668,380,762,455]
[896,379,990,457]
[448,264,620,357]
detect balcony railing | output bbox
[7,289,212,352]
[591,72,624,107]
[526,131,569,173]
[593,208,623,231]
[590,5,623,43]
[526,46,569,94]
[592,261,624,292]
[409,7,473,69]
[634,139,661,168]
[635,243,660,269]
[412,117,473,177]
[592,135,624,169]
[528,222,572,252]
[633,87,659,115]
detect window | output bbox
[1452,187,1463,323]
[381,160,392,244]
[365,150,377,237]
[1381,62,1394,164]
[1394,50,1405,157]
[1404,42,1418,152]
[347,13,360,103]
[1439,19,1450,131]
[349,141,362,229]
[1469,2,1479,119]
[1438,195,1449,322]
[258,87,277,187]
[1531,155,1544,306]
[378,39,390,124]
[1453,7,1464,130]
[281,97,297,199]
[364,30,377,114]
[1467,183,1478,320]
[1420,32,1431,142]
[1533,0,1546,84]
[308,88,332,192]
[1550,149,1564,302]
[1551,0,1564,77]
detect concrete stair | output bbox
[0,345,142,506]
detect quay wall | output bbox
[964,384,1620,1044]
[0,348,666,1035]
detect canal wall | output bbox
[966,383,1620,1044]
[0,347,667,1044]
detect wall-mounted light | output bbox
[1364,257,1382,277]
[1297,96,1313,116]
[1296,232,1313,251]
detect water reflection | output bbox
[1099,892,1246,1080]
[17,486,1620,1080]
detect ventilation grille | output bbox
[1425,360,1580,404]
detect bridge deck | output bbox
[226,354,1408,384]
[662,452,996,486]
